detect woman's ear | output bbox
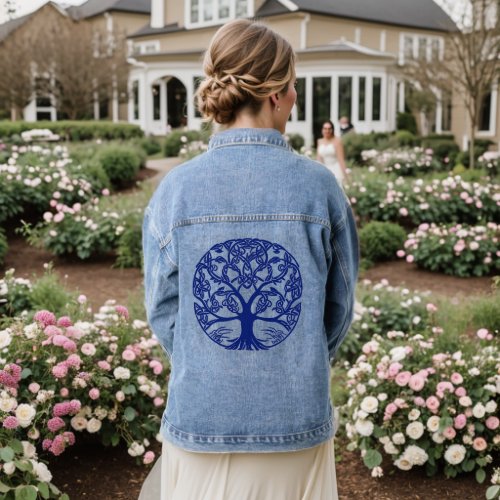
[270,93,280,108]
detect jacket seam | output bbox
[209,141,292,152]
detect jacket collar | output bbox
[207,127,293,151]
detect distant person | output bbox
[339,116,355,136]
[317,120,349,185]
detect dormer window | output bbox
[187,0,253,28]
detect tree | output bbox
[401,0,500,168]
[5,0,17,19]
[193,238,303,351]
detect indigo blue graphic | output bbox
[193,238,302,350]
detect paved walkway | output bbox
[146,157,183,186]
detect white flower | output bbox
[70,416,88,431]
[31,461,52,482]
[392,433,406,445]
[0,396,17,412]
[377,393,388,401]
[444,444,466,465]
[463,435,473,445]
[485,401,497,413]
[128,442,145,457]
[356,384,367,395]
[472,403,486,418]
[86,418,102,434]
[469,368,480,376]
[379,436,390,445]
[28,428,40,440]
[15,404,36,428]
[395,456,413,470]
[384,442,399,454]
[406,422,424,440]
[408,409,421,421]
[354,419,374,437]
[427,416,440,432]
[3,462,15,475]
[432,432,445,444]
[22,441,37,459]
[113,367,131,380]
[371,466,383,478]
[115,391,125,402]
[404,445,428,466]
[0,329,12,349]
[360,396,379,414]
[459,396,472,407]
[389,346,407,362]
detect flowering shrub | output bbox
[477,151,499,178]
[0,269,33,319]
[179,139,208,160]
[344,328,499,484]
[0,301,168,495]
[361,147,445,176]
[399,223,500,277]
[346,175,499,227]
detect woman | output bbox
[317,120,349,185]
[141,19,359,500]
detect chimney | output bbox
[151,0,164,28]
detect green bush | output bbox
[396,112,417,135]
[343,132,390,164]
[81,159,111,192]
[359,221,407,262]
[96,145,142,188]
[0,228,8,267]
[164,130,208,157]
[136,136,162,156]
[421,137,459,162]
[285,133,305,151]
[115,214,143,269]
[393,130,418,147]
[0,120,144,141]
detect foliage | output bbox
[115,213,143,269]
[164,130,210,157]
[0,228,7,267]
[285,133,305,151]
[343,326,499,481]
[0,269,32,320]
[396,112,418,135]
[420,138,460,164]
[0,121,143,142]
[95,146,143,189]
[342,133,390,164]
[359,221,406,264]
[135,136,162,156]
[400,222,499,278]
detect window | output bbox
[193,76,204,118]
[188,0,250,26]
[132,81,139,120]
[404,35,413,60]
[358,77,366,121]
[295,78,306,121]
[478,91,492,132]
[338,77,352,121]
[401,34,443,64]
[312,77,331,140]
[430,38,440,61]
[152,84,161,120]
[372,77,382,121]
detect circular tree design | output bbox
[193,238,302,350]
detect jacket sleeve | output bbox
[142,205,179,361]
[324,201,359,364]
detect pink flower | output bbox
[476,328,489,339]
[485,417,499,430]
[97,360,111,371]
[406,255,415,263]
[63,432,75,446]
[149,360,163,375]
[53,402,71,417]
[68,400,81,415]
[44,325,62,337]
[115,305,129,319]
[102,188,110,196]
[34,310,56,328]
[42,439,52,451]
[49,434,66,456]
[450,373,463,385]
[65,326,83,339]
[397,250,405,258]
[388,362,402,378]
[399,207,409,217]
[66,354,82,368]
[437,381,454,397]
[60,388,69,397]
[454,414,467,430]
[153,397,164,407]
[143,451,155,465]
[395,371,412,386]
[57,316,73,328]
[81,343,96,356]
[414,397,426,407]
[443,426,456,439]
[426,303,438,313]
[47,417,65,433]
[455,387,467,397]
[122,349,136,361]
[408,375,425,392]
[89,388,100,400]
[77,295,87,304]
[472,437,487,452]
[52,364,68,378]
[2,416,19,429]
[426,396,440,413]
[63,340,77,352]
[28,382,40,394]
[53,334,70,347]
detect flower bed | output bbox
[399,223,500,277]
[346,175,499,227]
[343,327,499,485]
[361,147,445,176]
[0,292,168,497]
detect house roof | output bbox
[67,0,150,20]
[128,22,184,38]
[256,0,458,32]
[298,39,396,58]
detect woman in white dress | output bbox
[316,120,349,185]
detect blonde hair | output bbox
[196,19,295,125]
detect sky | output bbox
[0,0,466,25]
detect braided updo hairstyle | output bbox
[196,19,296,125]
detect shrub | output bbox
[285,133,305,151]
[360,222,407,263]
[343,327,499,481]
[0,269,32,319]
[81,159,111,192]
[394,130,418,147]
[0,228,7,267]
[96,146,142,188]
[400,222,500,277]
[343,133,386,164]
[396,112,418,135]
[136,136,162,156]
[115,214,143,269]
[471,292,500,334]
[164,130,210,157]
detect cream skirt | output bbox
[138,438,339,500]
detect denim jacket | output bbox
[142,128,359,453]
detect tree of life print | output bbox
[193,238,302,350]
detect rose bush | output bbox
[343,327,499,485]
[399,222,499,277]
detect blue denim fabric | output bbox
[142,127,359,453]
